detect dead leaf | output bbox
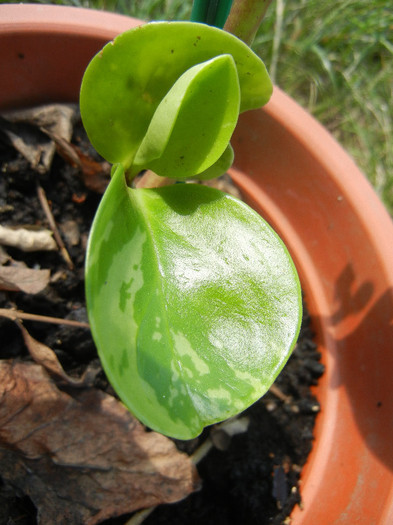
[59,220,80,247]
[1,104,77,174]
[0,265,50,294]
[74,146,111,194]
[1,103,110,192]
[0,115,51,173]
[14,320,96,387]
[16,321,90,387]
[0,245,10,265]
[0,361,199,525]
[0,225,57,252]
[2,104,77,137]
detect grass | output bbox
[254,0,393,215]
[5,0,393,214]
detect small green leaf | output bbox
[80,21,272,167]
[134,55,239,178]
[86,166,302,439]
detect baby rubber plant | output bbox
[80,0,302,440]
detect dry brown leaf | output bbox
[16,321,91,387]
[0,225,57,252]
[0,360,199,525]
[59,220,81,247]
[1,104,76,174]
[0,245,10,265]
[0,265,50,294]
[74,146,111,194]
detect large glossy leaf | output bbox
[133,55,239,178]
[80,21,272,167]
[86,166,302,439]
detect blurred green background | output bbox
[3,0,392,214]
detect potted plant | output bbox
[0,3,392,524]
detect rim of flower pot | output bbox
[1,4,392,524]
[0,3,141,111]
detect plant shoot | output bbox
[80,21,302,439]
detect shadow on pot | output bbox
[329,263,393,473]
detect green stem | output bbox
[224,0,273,45]
[191,0,233,29]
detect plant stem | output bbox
[134,170,175,189]
[224,0,273,45]
[191,0,233,29]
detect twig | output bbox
[36,183,74,270]
[0,308,90,328]
[190,436,214,464]
[269,383,292,404]
[125,507,157,525]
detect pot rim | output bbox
[0,3,137,39]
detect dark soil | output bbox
[0,110,324,525]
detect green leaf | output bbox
[80,21,272,167]
[133,55,239,179]
[189,143,234,181]
[86,166,302,439]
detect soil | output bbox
[0,110,324,525]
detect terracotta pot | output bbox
[1,4,392,523]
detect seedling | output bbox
[80,20,302,440]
